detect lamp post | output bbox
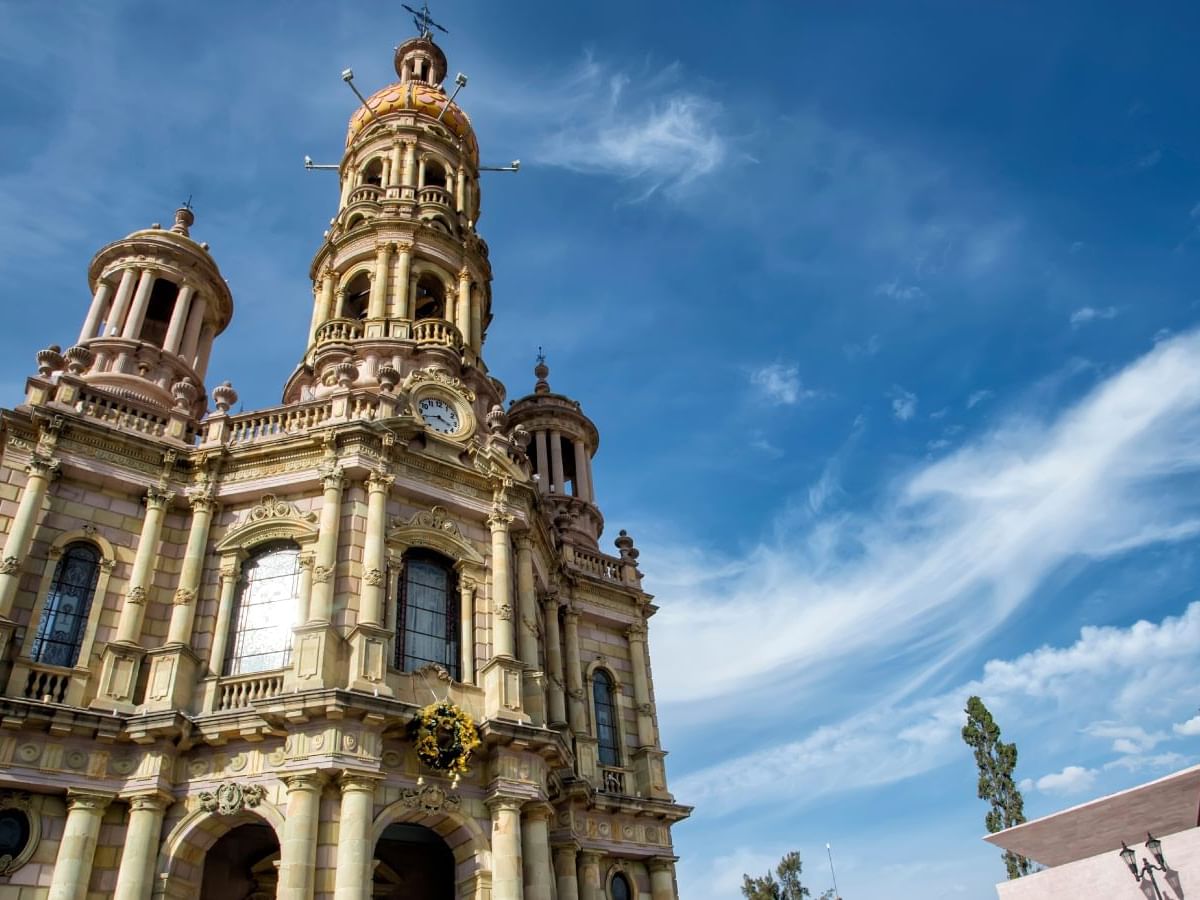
[1118,833,1168,900]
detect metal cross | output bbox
[402,2,448,38]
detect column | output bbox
[648,859,678,900]
[460,577,476,682]
[112,792,169,900]
[514,535,538,667]
[368,243,392,319]
[553,844,580,900]
[577,851,602,900]
[521,805,554,900]
[542,595,567,725]
[47,790,113,900]
[79,279,113,343]
[470,288,483,352]
[166,493,216,645]
[194,325,216,381]
[114,487,173,645]
[389,142,403,185]
[489,511,515,658]
[360,471,392,627]
[535,432,549,494]
[333,772,380,900]
[417,156,427,189]
[120,268,156,339]
[626,623,657,747]
[334,288,348,320]
[455,166,466,213]
[162,283,195,354]
[308,467,344,623]
[179,293,207,365]
[488,798,524,900]
[105,268,138,336]
[457,268,472,344]
[573,440,592,503]
[562,605,587,734]
[278,772,325,900]
[296,552,315,625]
[0,455,57,618]
[312,270,335,337]
[444,280,457,327]
[207,558,241,675]
[549,431,565,495]
[339,172,353,209]
[401,141,416,190]
[394,243,413,318]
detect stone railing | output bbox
[600,767,627,795]
[22,662,72,704]
[74,389,171,439]
[314,318,364,345]
[348,184,384,205]
[569,547,626,583]
[226,403,333,445]
[217,671,286,711]
[417,185,454,209]
[412,318,463,350]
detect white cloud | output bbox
[1136,149,1163,170]
[888,385,917,421]
[844,333,882,360]
[1034,765,1098,795]
[1191,201,1200,220]
[1070,306,1119,327]
[1174,714,1200,736]
[967,389,994,410]
[750,363,814,405]
[1083,723,1167,754]
[876,280,925,301]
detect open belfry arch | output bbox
[0,14,688,900]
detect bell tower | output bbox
[283,34,495,416]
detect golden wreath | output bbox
[409,701,481,774]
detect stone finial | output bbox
[171,205,195,236]
[36,345,64,377]
[485,404,507,433]
[212,381,238,413]
[615,530,639,562]
[63,345,94,376]
[511,424,531,451]
[377,364,400,393]
[171,378,198,411]
[334,361,358,389]
[534,349,550,395]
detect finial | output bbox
[402,2,448,39]
[534,347,550,394]
[171,200,195,236]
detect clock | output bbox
[418,396,461,434]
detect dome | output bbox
[345,81,479,163]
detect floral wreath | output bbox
[409,701,481,775]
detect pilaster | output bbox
[113,791,172,900]
[47,789,114,900]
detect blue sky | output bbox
[5,1,1200,897]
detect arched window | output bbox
[610,873,632,900]
[342,272,371,321]
[140,278,179,348]
[414,274,445,320]
[226,542,301,676]
[592,669,621,766]
[424,160,447,190]
[396,550,459,680]
[361,157,384,187]
[30,542,100,667]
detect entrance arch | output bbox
[371,800,489,899]
[374,823,455,898]
[154,806,285,900]
[199,822,280,899]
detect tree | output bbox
[741,851,836,900]
[961,695,1033,879]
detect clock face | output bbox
[418,397,461,434]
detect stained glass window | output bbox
[610,873,632,900]
[226,542,300,676]
[396,551,459,680]
[30,542,101,667]
[593,669,621,766]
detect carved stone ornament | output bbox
[245,494,316,525]
[126,586,147,605]
[415,662,453,683]
[198,782,267,816]
[173,587,196,606]
[404,506,463,537]
[402,365,477,402]
[0,557,20,576]
[312,565,334,584]
[496,604,513,621]
[364,568,384,587]
[400,784,461,814]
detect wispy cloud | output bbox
[876,280,925,301]
[1070,305,1119,327]
[1031,765,1098,796]
[1136,149,1163,170]
[844,333,882,360]
[750,362,815,405]
[888,385,918,420]
[966,389,993,409]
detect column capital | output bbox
[320,464,345,491]
[66,789,115,812]
[460,576,477,594]
[145,486,175,510]
[624,621,647,641]
[124,790,173,812]
[577,849,603,864]
[367,470,395,493]
[186,486,218,513]
[488,511,515,531]
[25,453,61,480]
[396,240,414,253]
[485,794,524,814]
[647,857,679,873]
[282,771,328,793]
[552,840,580,856]
[458,265,471,280]
[339,770,383,794]
[513,532,533,552]
[521,801,555,822]
[562,604,581,623]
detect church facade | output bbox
[0,29,688,900]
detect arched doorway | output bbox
[199,822,280,900]
[373,823,455,899]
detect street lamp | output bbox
[1118,834,1169,900]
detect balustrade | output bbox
[217,671,285,710]
[75,390,169,438]
[347,184,384,205]
[417,185,454,208]
[23,663,72,704]
[314,318,364,345]
[570,547,625,583]
[600,767,627,794]
[411,318,463,350]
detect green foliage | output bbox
[961,695,1033,879]
[741,851,835,900]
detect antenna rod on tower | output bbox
[826,843,842,900]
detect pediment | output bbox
[388,506,484,565]
[216,494,319,551]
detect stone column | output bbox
[417,156,427,189]
[113,488,172,645]
[369,242,392,319]
[625,622,657,747]
[296,552,315,625]
[573,439,592,503]
[394,242,413,318]
[308,466,344,623]
[648,858,678,900]
[521,805,554,900]
[166,493,216,646]
[334,288,348,320]
[80,279,113,343]
[207,558,241,675]
[577,851,602,900]
[534,432,549,494]
[179,293,207,366]
[488,797,524,900]
[194,324,216,381]
[553,844,580,900]
[470,288,483,352]
[112,792,169,900]
[489,511,515,657]
[402,142,416,191]
[278,772,325,900]
[162,283,195,354]
[312,270,335,337]
[514,535,539,667]
[389,141,403,185]
[120,268,156,340]
[456,166,466,213]
[562,605,587,734]
[460,577,476,682]
[549,431,565,495]
[457,268,472,344]
[0,455,57,618]
[106,268,138,336]
[542,595,567,726]
[333,772,380,900]
[360,472,391,628]
[48,790,113,900]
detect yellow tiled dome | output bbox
[345,81,479,164]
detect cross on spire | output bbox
[401,2,448,38]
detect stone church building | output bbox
[0,27,688,900]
